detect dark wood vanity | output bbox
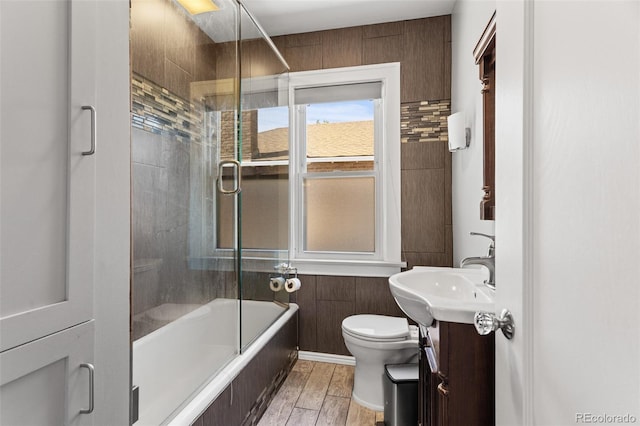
[418,321,495,426]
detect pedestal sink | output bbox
[388,266,494,327]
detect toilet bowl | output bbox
[342,314,419,411]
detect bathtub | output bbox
[132,298,297,425]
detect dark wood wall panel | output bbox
[402,16,448,102]
[316,276,356,301]
[443,17,452,102]
[287,32,322,47]
[354,277,406,318]
[401,139,446,170]
[278,32,322,72]
[296,275,410,355]
[276,15,451,103]
[284,45,323,72]
[444,142,453,226]
[294,275,317,352]
[362,21,403,38]
[321,27,363,68]
[317,301,356,356]
[363,35,404,65]
[402,169,446,253]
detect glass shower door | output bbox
[237,3,291,351]
[130,0,242,423]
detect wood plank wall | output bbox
[276,16,453,356]
[270,16,451,103]
[291,276,408,356]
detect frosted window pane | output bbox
[304,177,375,252]
[218,167,288,250]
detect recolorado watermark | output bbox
[576,413,638,424]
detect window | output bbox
[212,64,403,276]
[289,63,403,276]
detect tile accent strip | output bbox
[401,99,451,143]
[131,73,203,144]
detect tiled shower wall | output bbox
[130,0,230,340]
[131,123,237,340]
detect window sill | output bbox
[188,253,406,277]
[290,258,406,277]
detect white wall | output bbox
[530,2,639,423]
[450,0,496,265]
[93,1,131,424]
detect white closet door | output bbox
[0,0,96,351]
[0,320,95,425]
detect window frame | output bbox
[288,63,404,276]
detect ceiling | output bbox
[239,0,456,37]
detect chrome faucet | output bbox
[460,232,495,290]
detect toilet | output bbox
[342,314,419,411]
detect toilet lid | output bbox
[342,315,410,341]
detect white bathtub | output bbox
[132,298,298,425]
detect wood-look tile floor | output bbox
[258,360,384,426]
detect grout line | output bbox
[291,370,306,411]
[269,360,381,426]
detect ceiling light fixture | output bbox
[175,0,219,15]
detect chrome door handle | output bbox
[81,105,96,156]
[79,363,95,414]
[474,309,515,339]
[217,160,241,194]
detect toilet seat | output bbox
[342,314,410,342]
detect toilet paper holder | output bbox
[274,262,298,278]
[271,263,300,292]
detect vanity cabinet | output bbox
[419,322,495,426]
[418,328,440,426]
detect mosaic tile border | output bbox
[133,75,450,149]
[401,99,451,143]
[131,73,203,144]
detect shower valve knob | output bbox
[474,309,515,340]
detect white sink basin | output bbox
[388,266,494,327]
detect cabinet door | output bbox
[437,383,449,426]
[0,321,95,425]
[0,0,96,351]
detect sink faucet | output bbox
[460,232,495,290]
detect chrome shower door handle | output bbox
[79,363,95,414]
[81,105,96,156]
[217,160,242,194]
